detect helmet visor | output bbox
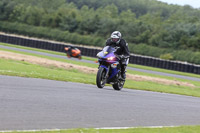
[111,38,119,43]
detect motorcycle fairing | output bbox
[100,65,108,71]
[108,67,119,80]
[97,46,117,62]
[99,65,119,80]
[98,46,120,82]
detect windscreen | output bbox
[102,46,116,53]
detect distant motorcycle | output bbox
[64,46,82,60]
[96,46,129,90]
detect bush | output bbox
[0,21,104,47]
[130,43,170,57]
[160,53,173,60]
[0,21,200,64]
[172,50,200,64]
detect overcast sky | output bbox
[157,0,200,8]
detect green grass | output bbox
[4,125,200,133]
[0,58,96,84]
[1,42,200,79]
[0,42,98,64]
[0,42,200,85]
[0,43,98,68]
[128,63,200,79]
[127,69,200,88]
[1,42,200,97]
[0,56,200,97]
[126,79,200,97]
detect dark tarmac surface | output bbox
[0,75,200,130]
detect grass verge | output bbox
[1,42,200,79]
[0,55,200,97]
[1,43,200,97]
[0,58,95,85]
[1,43,200,86]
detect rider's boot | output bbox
[121,65,126,81]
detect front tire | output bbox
[96,67,106,88]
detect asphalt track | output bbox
[0,45,200,82]
[0,75,200,130]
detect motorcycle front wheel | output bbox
[96,67,107,88]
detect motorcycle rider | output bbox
[106,31,130,80]
[66,46,75,56]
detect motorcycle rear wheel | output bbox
[67,53,71,58]
[96,67,106,88]
[78,55,82,60]
[112,80,125,91]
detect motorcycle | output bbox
[96,46,129,90]
[64,47,82,60]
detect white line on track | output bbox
[0,126,178,132]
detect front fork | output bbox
[101,65,110,78]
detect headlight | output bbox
[107,57,114,60]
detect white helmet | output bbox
[111,31,121,44]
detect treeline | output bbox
[0,0,200,64]
[0,21,104,47]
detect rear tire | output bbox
[78,55,82,60]
[96,67,106,88]
[67,53,71,58]
[112,80,125,91]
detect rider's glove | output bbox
[120,55,124,59]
